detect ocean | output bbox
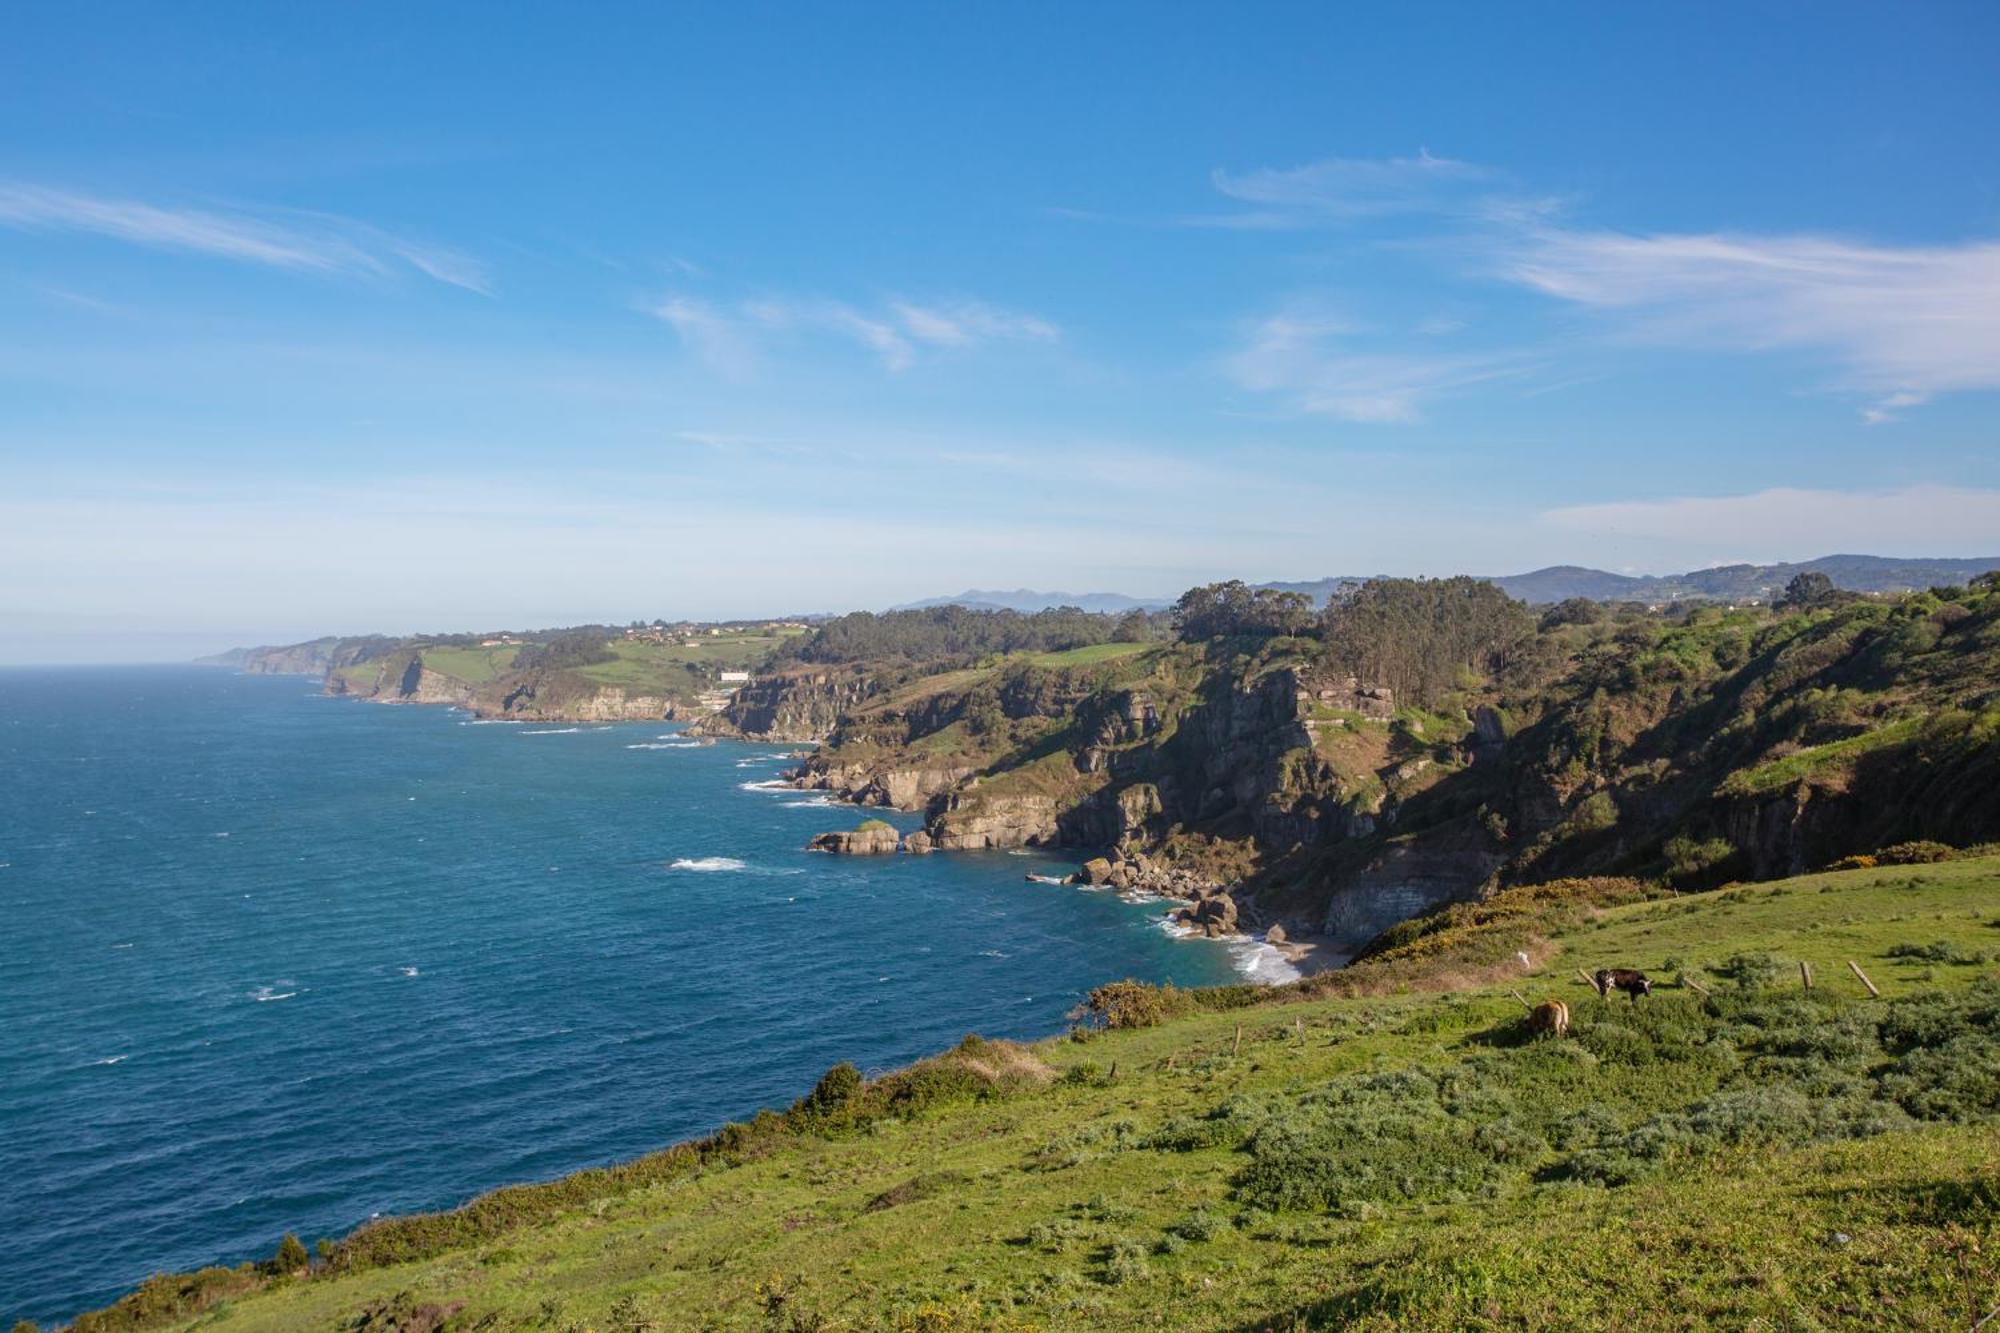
[0,666,1275,1322]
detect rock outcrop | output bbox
[806,821,905,855]
[929,791,1064,850]
[794,763,975,811]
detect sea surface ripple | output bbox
[0,666,1241,1322]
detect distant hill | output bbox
[1494,555,2000,605]
[892,588,1171,614]
[902,555,2000,612]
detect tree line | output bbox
[1171,576,1534,706]
[777,604,1168,666]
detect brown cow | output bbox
[1527,998,1569,1038]
[1594,968,1652,1002]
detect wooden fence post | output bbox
[1680,974,1711,998]
[1577,967,1601,995]
[1508,989,1533,1011]
[1799,960,1813,991]
[1294,1016,1305,1047]
[1233,1023,1243,1058]
[1847,960,1880,998]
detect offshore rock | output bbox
[806,822,903,855]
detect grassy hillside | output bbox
[316,629,809,716]
[81,856,2000,1332]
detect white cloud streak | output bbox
[1502,229,2000,420]
[1202,150,1493,227]
[649,293,1057,373]
[1225,305,1523,422]
[0,182,490,293]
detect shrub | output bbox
[1887,940,1982,965]
[1714,951,1789,989]
[1102,1236,1151,1285]
[1024,1218,1086,1253]
[1173,1209,1227,1242]
[1879,1037,2000,1122]
[270,1233,308,1274]
[1873,840,1960,865]
[1663,834,1737,885]
[791,1062,864,1126]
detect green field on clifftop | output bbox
[84,857,2000,1332]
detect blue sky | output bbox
[3,2,1998,660]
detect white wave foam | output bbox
[670,856,747,872]
[213,831,230,838]
[627,741,702,750]
[398,966,419,977]
[250,986,301,1002]
[781,796,836,808]
[1152,917,1301,985]
[93,1055,127,1066]
[1024,874,1067,885]
[1227,934,1304,986]
[521,727,580,735]
[978,949,1008,958]
[737,779,796,793]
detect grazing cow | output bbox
[1527,998,1569,1039]
[1595,968,1652,1002]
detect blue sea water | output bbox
[0,666,1255,1323]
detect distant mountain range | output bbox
[898,555,2000,612]
[893,589,1171,614]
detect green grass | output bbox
[1023,642,1154,667]
[85,857,2000,1332]
[568,635,795,694]
[414,644,517,684]
[1719,715,1925,796]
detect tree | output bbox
[1539,596,1601,629]
[1171,581,1316,641]
[1777,571,1838,610]
[1319,577,1532,707]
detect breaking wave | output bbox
[670,856,747,872]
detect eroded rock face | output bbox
[1320,831,1505,950]
[478,681,679,722]
[805,823,903,855]
[795,763,974,811]
[692,667,877,742]
[929,792,1063,850]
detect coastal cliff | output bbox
[749,580,2000,955]
[688,665,879,741]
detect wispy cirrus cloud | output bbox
[1197,150,1501,229]
[1225,304,1525,422]
[649,293,1057,374]
[1196,150,2000,423]
[1498,228,2000,422]
[0,182,490,294]
[1540,484,2000,554]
